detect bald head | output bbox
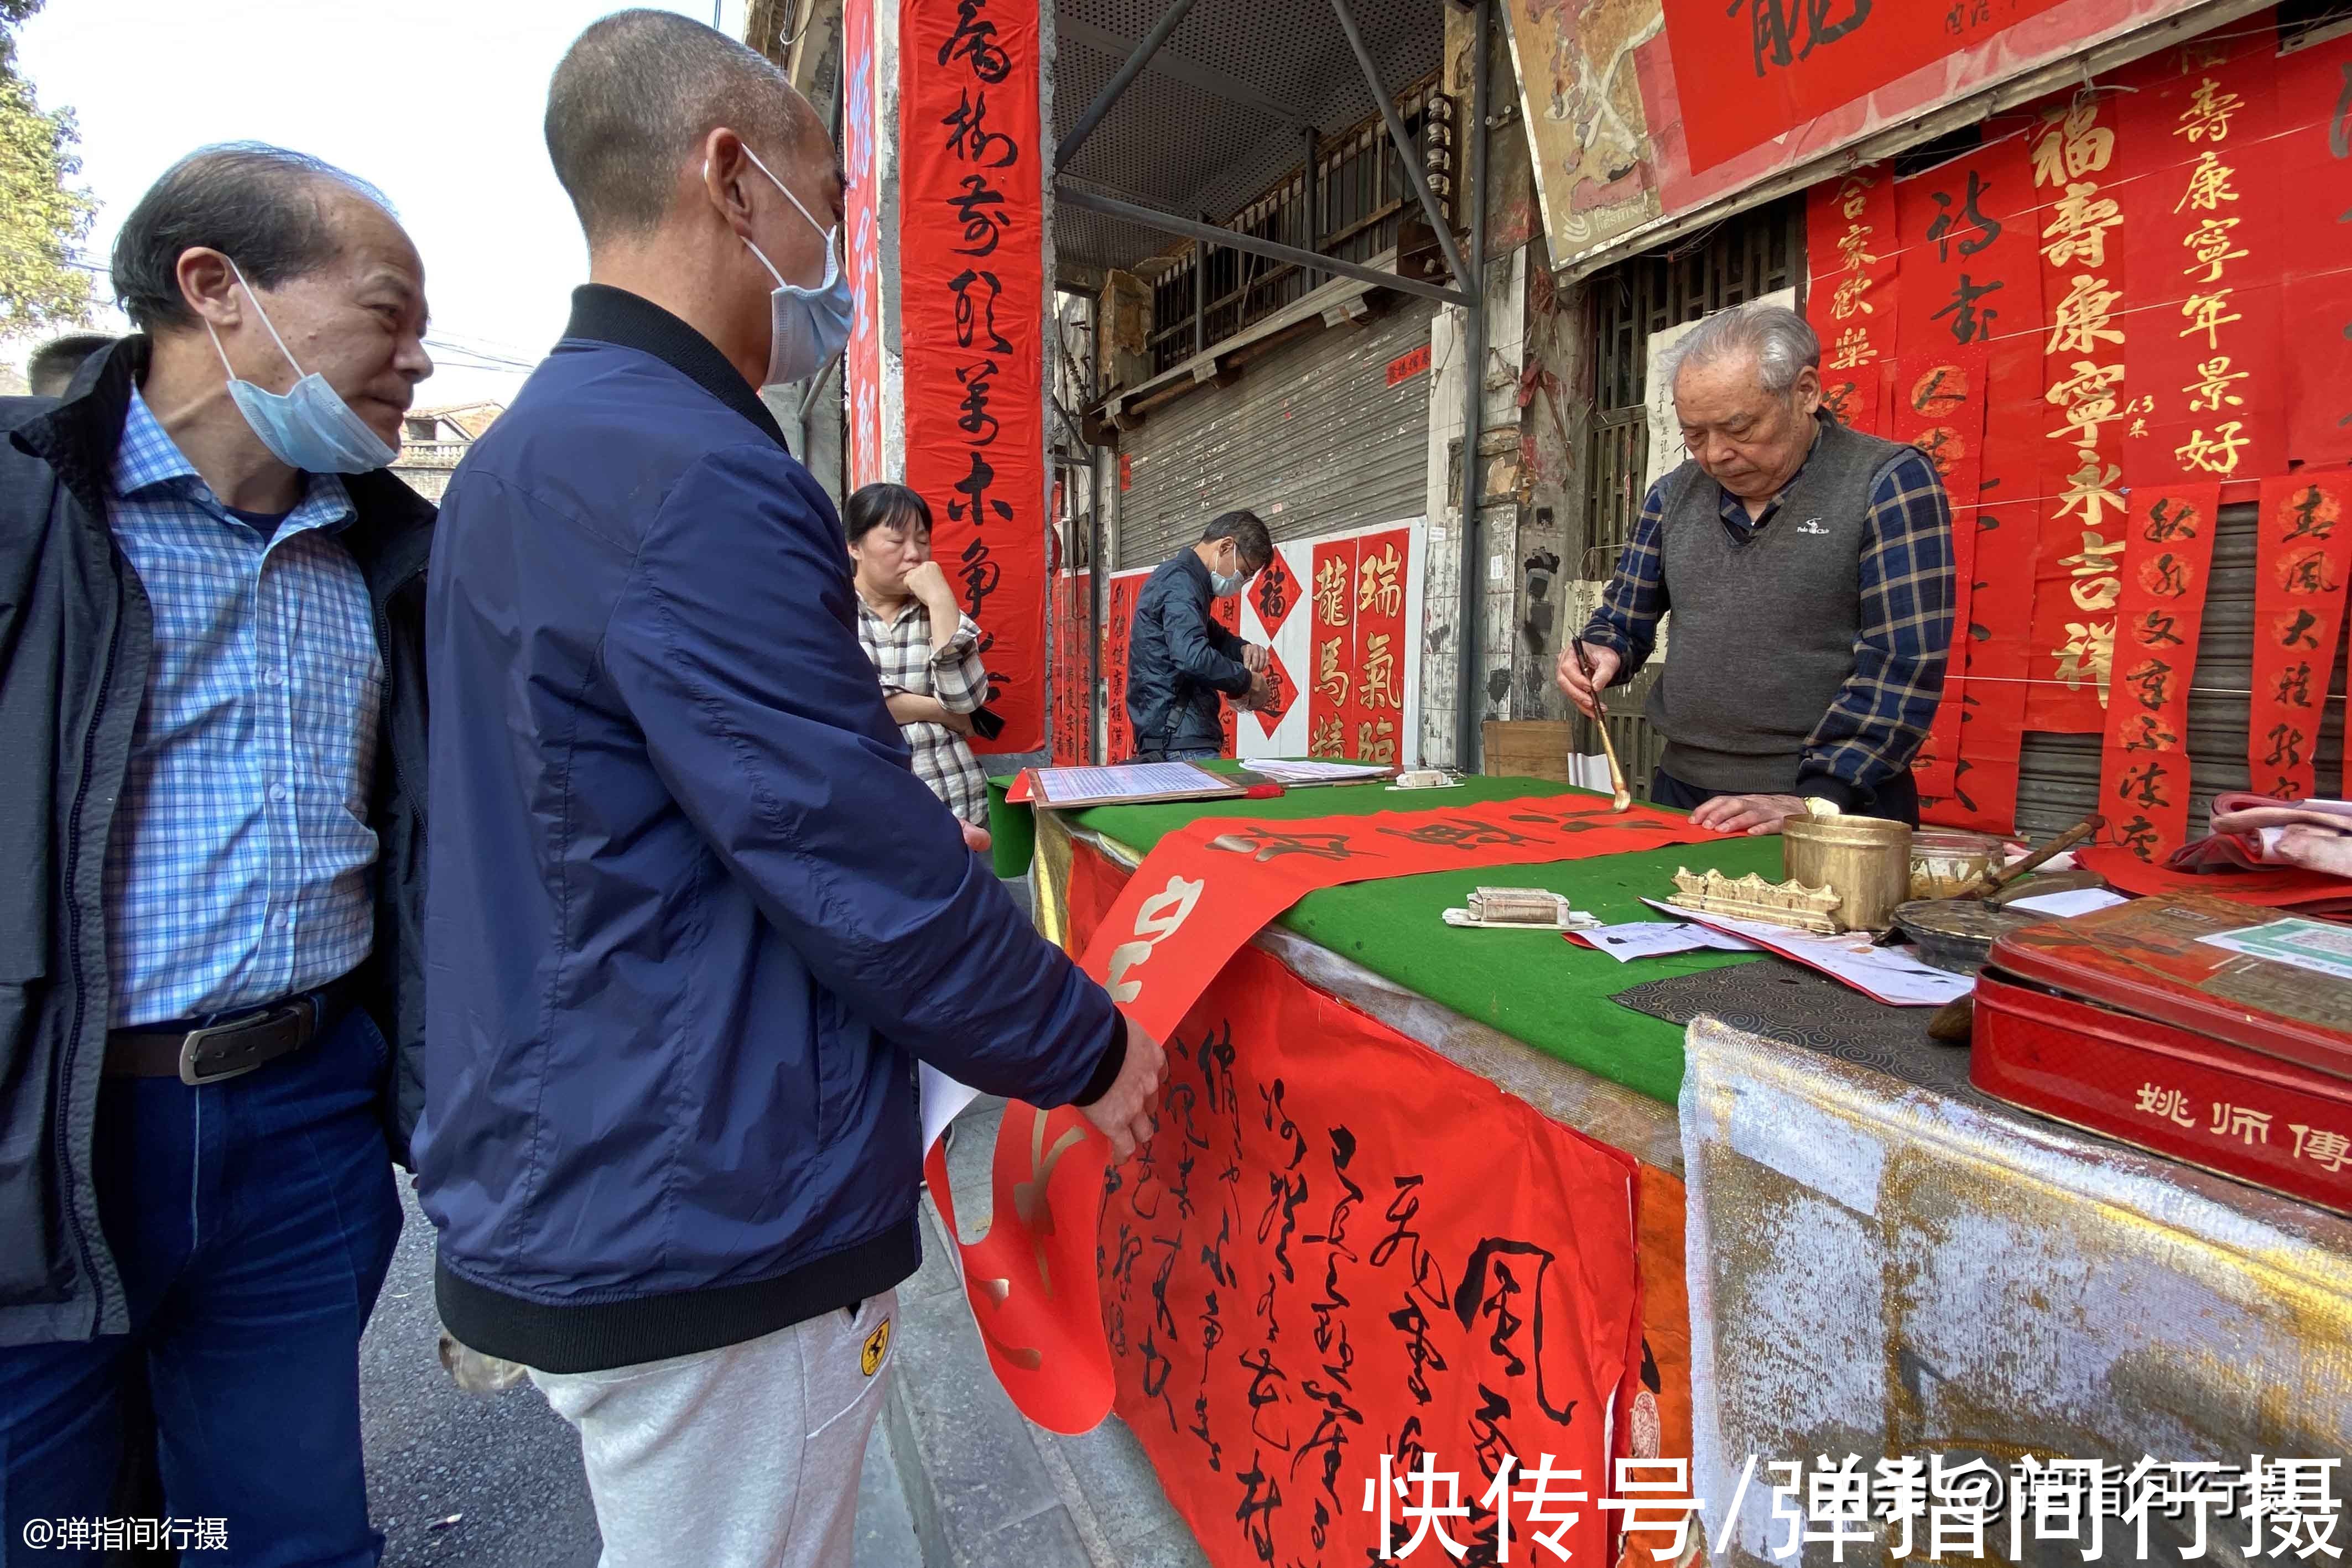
[545,8,824,246]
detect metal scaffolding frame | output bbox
[1049,0,1494,769]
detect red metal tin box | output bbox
[1972,894,2352,1216]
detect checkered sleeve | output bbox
[1799,450,1955,806]
[931,612,987,714]
[1579,478,1671,679]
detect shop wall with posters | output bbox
[1114,301,1440,571]
[1098,519,1429,765]
[1770,13,2352,852]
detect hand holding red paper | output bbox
[1080,1018,1165,1161]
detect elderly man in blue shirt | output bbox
[0,145,435,1558]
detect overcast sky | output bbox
[12,0,751,408]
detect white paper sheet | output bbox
[2005,887,2129,918]
[1576,921,1761,962]
[1243,759,1393,784]
[918,1062,979,1156]
[1642,900,1975,1006]
[1029,761,1231,805]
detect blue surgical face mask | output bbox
[731,145,854,389]
[206,259,398,475]
[1209,545,1250,597]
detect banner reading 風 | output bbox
[898,0,1047,752]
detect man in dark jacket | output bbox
[418,15,1164,1566]
[1125,510,1275,760]
[0,145,434,1557]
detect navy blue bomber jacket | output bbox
[418,286,1123,1373]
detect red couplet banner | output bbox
[1804,163,1897,388]
[841,0,882,490]
[1888,348,1988,827]
[2250,475,2352,800]
[1105,572,1143,762]
[898,0,1047,752]
[1102,940,1640,1568]
[2095,483,2220,858]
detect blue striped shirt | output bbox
[102,389,383,1027]
[1582,437,1953,802]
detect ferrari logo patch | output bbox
[860,1319,891,1377]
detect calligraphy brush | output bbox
[1569,639,1633,814]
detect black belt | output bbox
[105,973,361,1086]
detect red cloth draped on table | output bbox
[922,795,1717,1440]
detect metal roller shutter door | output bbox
[1116,297,1439,569]
[2013,502,2349,841]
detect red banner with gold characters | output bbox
[2116,32,2284,490]
[1105,571,1143,762]
[1818,360,1886,439]
[899,0,1046,752]
[1349,528,1411,767]
[841,0,882,489]
[2028,91,2138,736]
[1805,163,1897,389]
[1888,348,1987,825]
[2280,29,2352,469]
[1306,537,1358,759]
[2095,483,2221,858]
[2251,475,2352,800]
[1212,589,1241,758]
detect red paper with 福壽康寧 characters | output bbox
[1885,348,1987,824]
[1805,164,1898,398]
[2026,88,2138,735]
[2094,483,2221,859]
[2250,474,2352,800]
[2114,32,2285,492]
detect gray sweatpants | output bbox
[530,1290,898,1568]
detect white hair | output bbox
[1658,302,1820,397]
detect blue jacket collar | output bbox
[562,284,789,450]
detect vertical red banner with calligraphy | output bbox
[1211,590,1241,758]
[1048,569,1094,765]
[2116,33,2284,492]
[899,0,1047,752]
[1805,162,1898,414]
[2280,28,2352,468]
[2096,483,2221,858]
[1307,538,1358,759]
[1104,571,1143,762]
[1895,135,2041,830]
[1352,529,1409,767]
[2252,475,2352,800]
[2027,91,2136,734]
[841,0,882,490]
[1888,348,1987,825]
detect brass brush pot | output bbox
[1781,804,1913,933]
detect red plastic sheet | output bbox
[2251,475,2352,799]
[2094,483,2222,857]
[899,0,1047,752]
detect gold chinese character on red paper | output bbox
[2046,274,2125,356]
[1308,716,1344,758]
[1830,274,1875,320]
[2056,463,2127,533]
[1837,175,1871,222]
[1360,632,1398,711]
[1354,718,1397,766]
[1835,222,1877,272]
[2174,421,2249,476]
[1356,545,1402,617]
[2173,150,2239,215]
[2039,183,2122,268]
[1315,635,1350,705]
[2175,76,2244,144]
[1829,326,1877,368]
[2044,360,2125,454]
[2032,100,2115,186]
[2178,289,2242,352]
[2180,215,2246,284]
[2053,619,2116,702]
[2183,355,2247,413]
[2061,527,2125,610]
[1313,558,1350,628]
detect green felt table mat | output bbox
[1045,766,1789,1106]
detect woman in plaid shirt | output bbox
[848,484,992,825]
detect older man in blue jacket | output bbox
[418,14,1163,1566]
